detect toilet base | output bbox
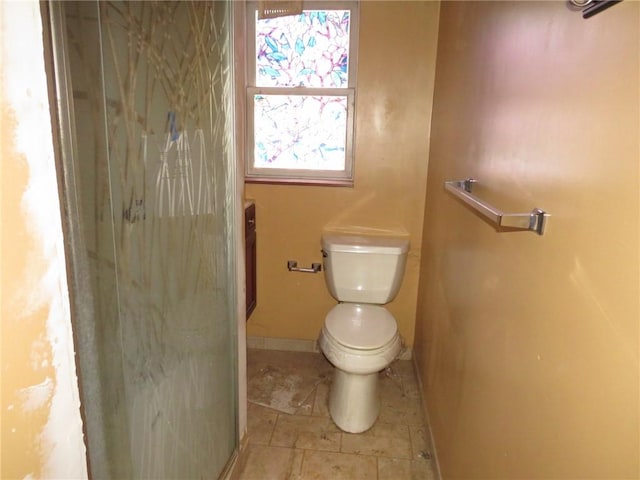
[328,368,379,433]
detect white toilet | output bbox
[318,233,409,433]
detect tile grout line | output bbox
[375,455,380,480]
[298,448,306,478]
[309,384,318,417]
[407,421,415,463]
[268,413,280,446]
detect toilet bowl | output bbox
[319,303,403,433]
[318,234,409,433]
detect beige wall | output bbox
[245,1,441,346]
[415,1,639,478]
[1,1,87,477]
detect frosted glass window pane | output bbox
[254,94,347,170]
[255,10,350,88]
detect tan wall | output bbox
[415,1,639,478]
[1,100,49,480]
[1,1,86,477]
[245,1,441,346]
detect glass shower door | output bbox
[55,1,238,478]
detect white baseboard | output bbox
[246,335,413,360]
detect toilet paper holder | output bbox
[287,260,322,273]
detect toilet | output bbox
[318,233,409,433]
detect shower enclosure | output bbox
[47,1,238,477]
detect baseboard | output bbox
[223,434,250,480]
[247,335,320,353]
[412,355,442,480]
[246,335,413,360]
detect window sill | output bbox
[245,176,354,187]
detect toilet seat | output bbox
[324,303,398,351]
[319,303,402,375]
[319,323,402,375]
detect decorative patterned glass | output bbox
[247,4,357,184]
[255,10,351,88]
[61,2,238,478]
[254,94,348,170]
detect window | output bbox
[245,1,358,185]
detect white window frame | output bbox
[244,1,359,186]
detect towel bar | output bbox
[444,179,549,235]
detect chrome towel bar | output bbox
[444,179,549,235]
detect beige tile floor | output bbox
[239,349,438,480]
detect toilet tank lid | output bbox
[322,234,409,254]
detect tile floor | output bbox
[239,349,438,480]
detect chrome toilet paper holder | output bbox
[287,260,322,273]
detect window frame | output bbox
[244,1,359,186]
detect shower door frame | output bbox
[42,1,246,477]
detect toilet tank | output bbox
[321,234,410,304]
